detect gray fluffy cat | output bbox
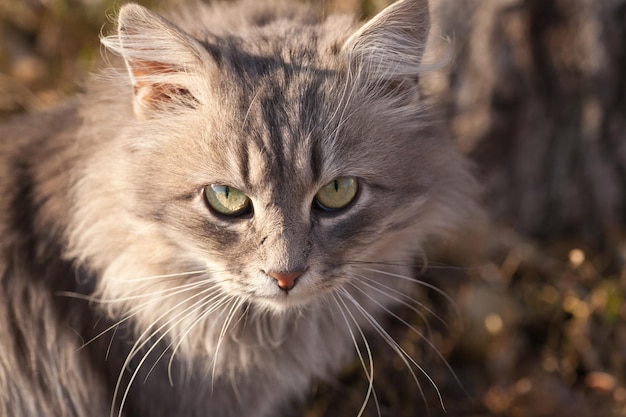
[0,0,482,416]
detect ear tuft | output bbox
[102,4,211,119]
[343,0,430,83]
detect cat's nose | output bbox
[267,271,304,292]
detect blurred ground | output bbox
[1,1,625,416]
[298,228,626,417]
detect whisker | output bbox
[347,281,466,398]
[145,290,235,386]
[339,287,444,412]
[324,62,363,163]
[76,279,216,351]
[347,259,476,272]
[105,324,119,361]
[211,297,247,385]
[57,275,215,305]
[242,88,262,128]
[109,269,208,283]
[324,58,357,134]
[166,293,241,386]
[348,272,437,348]
[252,309,293,349]
[113,285,226,417]
[357,266,462,322]
[332,292,380,417]
[349,271,446,330]
[116,323,177,417]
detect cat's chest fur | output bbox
[0,0,482,416]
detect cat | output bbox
[0,0,483,416]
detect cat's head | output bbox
[68,0,481,348]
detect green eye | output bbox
[204,185,251,216]
[315,177,358,211]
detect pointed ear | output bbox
[102,4,213,119]
[343,0,430,82]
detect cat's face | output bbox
[122,57,437,313]
[68,0,481,355]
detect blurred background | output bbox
[1,0,625,416]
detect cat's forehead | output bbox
[207,86,327,199]
[202,11,348,62]
[202,59,350,192]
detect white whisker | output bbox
[105,324,119,361]
[332,293,380,417]
[323,63,354,134]
[58,275,214,305]
[75,277,214,351]
[109,269,208,283]
[348,281,464,396]
[347,259,474,272]
[113,285,227,417]
[242,88,262,128]
[211,297,247,385]
[339,287,445,412]
[145,291,235,386]
[358,266,461,322]
[349,271,447,330]
[166,293,242,386]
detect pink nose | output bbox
[267,271,304,291]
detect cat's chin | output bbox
[252,292,322,314]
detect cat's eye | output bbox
[204,185,251,217]
[314,177,358,211]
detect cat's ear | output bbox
[343,0,430,85]
[102,4,213,119]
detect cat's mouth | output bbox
[252,280,336,312]
[223,269,341,312]
[254,288,321,311]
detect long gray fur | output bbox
[0,1,483,416]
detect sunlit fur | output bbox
[0,1,483,416]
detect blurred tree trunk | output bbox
[435,0,626,247]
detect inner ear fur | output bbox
[102,4,214,119]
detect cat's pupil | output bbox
[314,177,358,211]
[204,184,251,217]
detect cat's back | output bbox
[0,102,111,416]
[0,103,82,247]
